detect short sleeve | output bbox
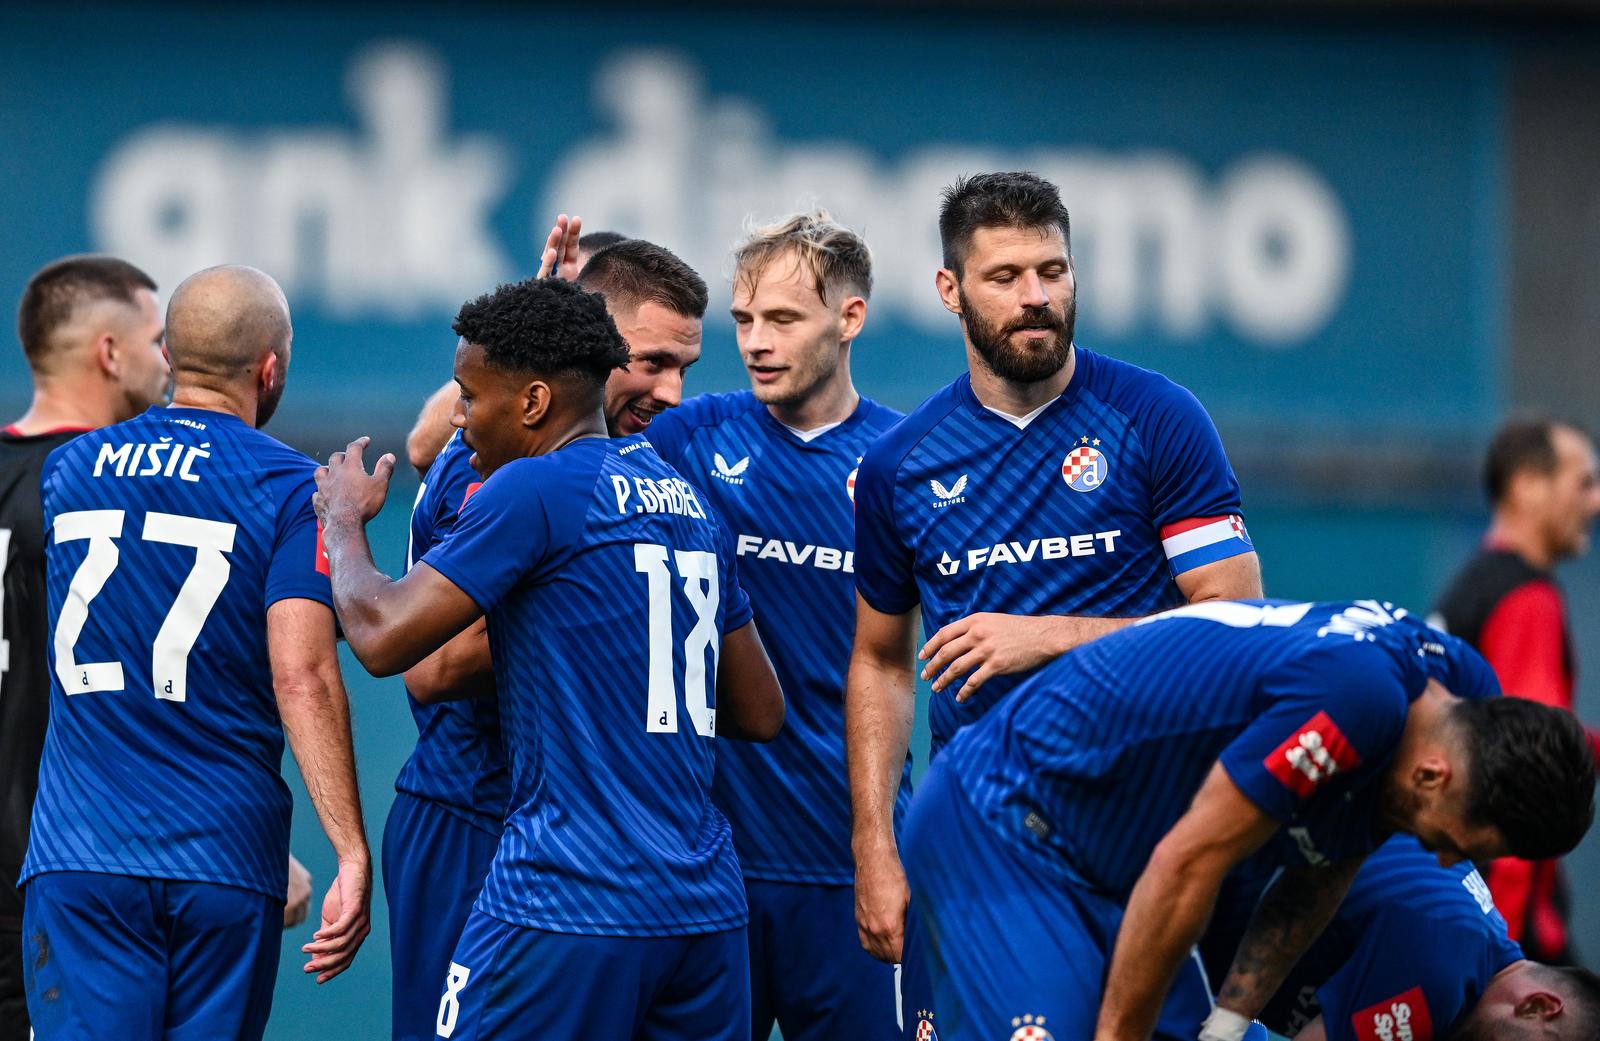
[1219,643,1413,823]
[1318,916,1475,1041]
[420,460,556,615]
[1139,384,1253,576]
[716,513,755,633]
[852,444,918,615]
[408,441,481,570]
[266,469,334,610]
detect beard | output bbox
[960,289,1075,384]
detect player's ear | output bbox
[935,268,964,315]
[1514,991,1563,1020]
[838,294,868,343]
[95,330,120,379]
[1413,754,1450,791]
[521,380,551,428]
[258,349,280,394]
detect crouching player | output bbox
[314,277,784,1041]
[1206,834,1600,1041]
[895,599,1594,1041]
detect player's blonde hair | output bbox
[732,209,873,305]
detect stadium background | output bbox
[3,1,1599,1035]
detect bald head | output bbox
[165,265,291,380]
[164,266,293,427]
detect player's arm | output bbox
[267,597,371,984]
[715,620,784,741]
[313,438,485,676]
[403,619,494,704]
[1290,1017,1326,1041]
[1095,762,1281,1041]
[405,380,459,477]
[922,551,1264,699]
[846,595,921,963]
[1210,856,1365,1030]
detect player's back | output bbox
[421,435,752,937]
[1260,835,1523,1039]
[24,406,325,899]
[943,600,1486,898]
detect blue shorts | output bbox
[22,871,278,1041]
[435,910,748,1041]
[384,793,501,1041]
[900,763,1212,1041]
[747,879,901,1041]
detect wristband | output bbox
[1198,1007,1251,1041]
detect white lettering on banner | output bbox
[89,43,1351,348]
[91,43,513,318]
[546,52,1352,346]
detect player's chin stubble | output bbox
[963,297,1075,384]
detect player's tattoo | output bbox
[1216,857,1363,1016]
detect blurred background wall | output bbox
[3,2,1598,1036]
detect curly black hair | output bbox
[1454,695,1596,860]
[452,277,629,389]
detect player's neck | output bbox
[8,382,119,435]
[966,344,1075,417]
[1486,514,1557,572]
[170,384,258,427]
[765,367,859,432]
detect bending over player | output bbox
[1206,834,1600,1041]
[315,277,784,1041]
[895,599,1593,1041]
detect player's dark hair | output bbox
[939,171,1072,276]
[577,230,629,255]
[1453,696,1595,860]
[577,239,708,321]
[17,254,157,369]
[1484,413,1591,505]
[453,277,629,390]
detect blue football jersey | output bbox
[649,392,912,884]
[23,407,332,900]
[1257,835,1522,1041]
[395,432,508,830]
[940,599,1501,900]
[853,349,1251,755]
[420,435,755,936]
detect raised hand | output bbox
[313,437,396,530]
[535,213,585,280]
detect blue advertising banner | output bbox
[1,7,1504,449]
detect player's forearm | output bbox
[320,516,430,675]
[716,621,785,742]
[1095,840,1230,1041]
[404,620,494,704]
[1214,859,1361,1018]
[278,673,368,866]
[845,650,915,861]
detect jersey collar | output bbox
[954,345,1091,428]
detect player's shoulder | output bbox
[659,391,763,432]
[858,379,964,477]
[1078,347,1213,426]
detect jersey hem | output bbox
[391,787,504,837]
[473,902,748,938]
[20,860,284,902]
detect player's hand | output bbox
[535,213,584,280]
[283,853,312,929]
[301,856,371,984]
[314,437,396,530]
[853,848,909,963]
[919,612,1067,700]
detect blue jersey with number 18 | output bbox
[420,435,754,937]
[23,406,331,901]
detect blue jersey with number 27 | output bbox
[25,406,331,901]
[421,435,754,937]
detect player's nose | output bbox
[651,372,683,409]
[1019,271,1050,308]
